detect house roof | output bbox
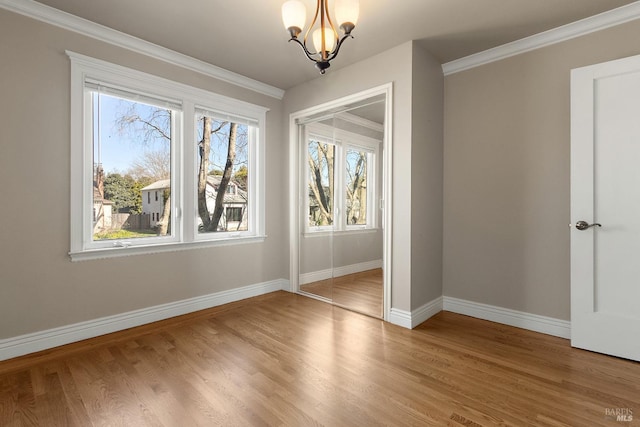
[141,179,170,191]
[206,175,247,204]
[142,176,247,204]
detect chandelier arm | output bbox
[288,37,322,63]
[325,33,353,62]
[304,0,321,47]
[322,0,340,41]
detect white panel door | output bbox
[571,55,640,362]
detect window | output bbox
[87,88,176,244]
[226,207,244,222]
[305,123,379,233]
[194,109,257,236]
[69,52,267,260]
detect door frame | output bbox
[287,83,393,321]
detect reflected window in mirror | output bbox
[305,123,379,234]
[308,136,336,230]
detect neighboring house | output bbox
[92,186,113,234]
[141,176,248,231]
[141,179,170,228]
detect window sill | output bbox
[303,228,379,238]
[69,235,267,262]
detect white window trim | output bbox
[68,51,268,261]
[304,122,380,235]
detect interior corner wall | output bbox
[283,41,415,312]
[410,43,444,310]
[0,9,287,340]
[443,19,640,320]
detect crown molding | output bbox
[442,2,640,76]
[0,0,285,99]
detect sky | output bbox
[92,93,248,177]
[93,93,170,175]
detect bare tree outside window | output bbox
[308,139,335,227]
[196,114,250,233]
[346,148,367,225]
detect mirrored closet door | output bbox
[297,97,385,318]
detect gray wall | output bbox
[443,19,640,320]
[411,43,444,309]
[0,9,287,339]
[300,232,383,275]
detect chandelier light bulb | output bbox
[282,0,306,37]
[335,0,359,33]
[313,27,336,54]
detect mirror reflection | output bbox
[298,96,385,318]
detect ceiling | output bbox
[32,0,638,90]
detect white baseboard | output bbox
[388,296,570,338]
[0,279,288,362]
[334,259,382,277]
[279,279,291,291]
[388,308,412,329]
[443,296,571,339]
[412,296,444,328]
[300,268,333,285]
[300,259,382,285]
[388,296,443,329]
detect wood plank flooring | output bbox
[1,291,638,426]
[300,268,383,318]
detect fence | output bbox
[112,213,151,231]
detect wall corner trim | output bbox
[388,308,413,329]
[0,0,285,99]
[443,296,571,339]
[388,296,443,329]
[0,279,288,362]
[442,2,640,75]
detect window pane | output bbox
[346,148,367,226]
[91,92,172,241]
[308,139,335,227]
[195,114,250,234]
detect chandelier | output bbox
[282,0,360,74]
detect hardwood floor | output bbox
[1,291,638,426]
[300,268,383,318]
